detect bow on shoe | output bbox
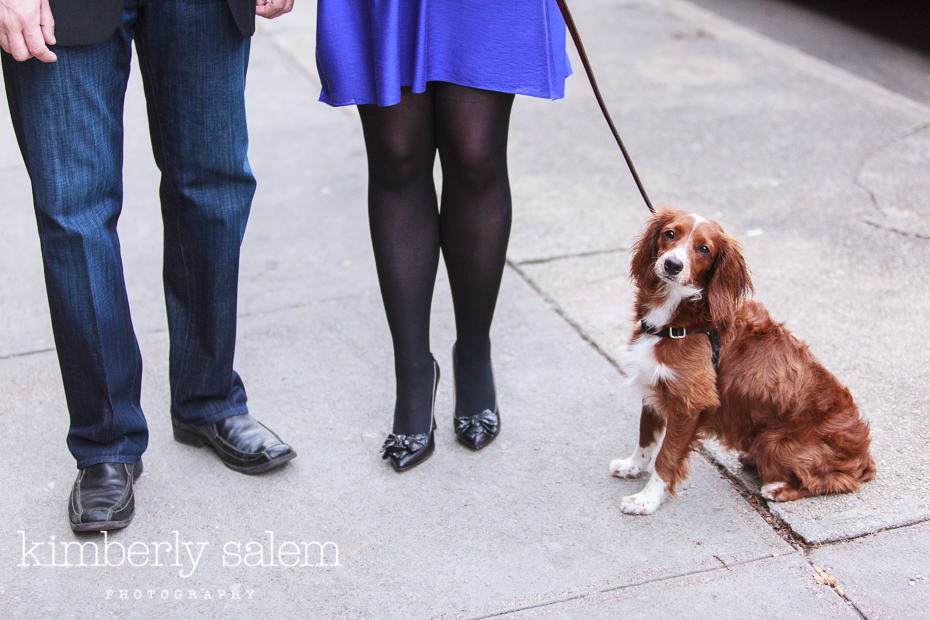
[454,409,500,437]
[380,433,429,459]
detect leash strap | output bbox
[556,0,655,213]
[641,320,721,371]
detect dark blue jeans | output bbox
[2,0,255,468]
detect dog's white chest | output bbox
[626,334,675,392]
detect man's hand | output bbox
[255,0,294,20]
[0,0,56,62]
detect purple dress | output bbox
[316,0,572,107]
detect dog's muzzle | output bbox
[663,256,683,277]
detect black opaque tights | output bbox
[358,83,515,435]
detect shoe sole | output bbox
[173,426,297,475]
[456,434,499,451]
[224,450,297,475]
[70,517,134,533]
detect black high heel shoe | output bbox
[452,344,501,451]
[380,357,440,472]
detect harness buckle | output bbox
[669,326,686,339]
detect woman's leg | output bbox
[434,83,515,417]
[358,90,440,435]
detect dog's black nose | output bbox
[664,256,683,276]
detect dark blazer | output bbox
[49,0,255,47]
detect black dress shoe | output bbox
[380,358,439,472]
[69,461,142,532]
[452,345,501,451]
[172,414,296,475]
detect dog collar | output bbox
[640,320,721,371]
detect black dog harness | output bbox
[641,320,721,371]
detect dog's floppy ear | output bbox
[707,233,753,323]
[630,210,673,286]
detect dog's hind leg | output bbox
[610,403,665,479]
[763,469,864,502]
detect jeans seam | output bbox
[135,27,197,415]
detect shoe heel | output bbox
[172,424,205,447]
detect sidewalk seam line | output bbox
[516,246,629,266]
[506,259,626,377]
[862,219,930,242]
[813,516,930,546]
[0,293,367,359]
[470,551,793,619]
[854,122,930,218]
[0,347,55,361]
[698,444,809,550]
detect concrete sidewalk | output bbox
[1,0,928,616]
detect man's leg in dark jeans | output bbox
[135,0,295,475]
[3,6,147,532]
[2,9,146,470]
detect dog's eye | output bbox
[698,245,710,254]
[663,230,675,240]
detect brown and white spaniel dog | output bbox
[610,208,875,514]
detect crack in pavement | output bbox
[863,219,930,241]
[506,258,626,377]
[515,246,629,266]
[0,347,55,361]
[469,551,798,619]
[854,121,930,214]
[0,292,368,360]
[812,563,869,620]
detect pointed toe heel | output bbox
[451,344,501,451]
[381,431,436,471]
[380,357,440,472]
[453,408,500,450]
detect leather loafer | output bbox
[172,413,296,475]
[69,461,142,532]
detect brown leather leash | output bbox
[556,0,655,213]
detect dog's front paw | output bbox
[620,474,668,515]
[620,491,662,515]
[610,457,643,479]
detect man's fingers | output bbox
[255,0,294,19]
[23,24,55,62]
[39,0,55,45]
[4,32,32,62]
[0,0,57,62]
[255,3,276,18]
